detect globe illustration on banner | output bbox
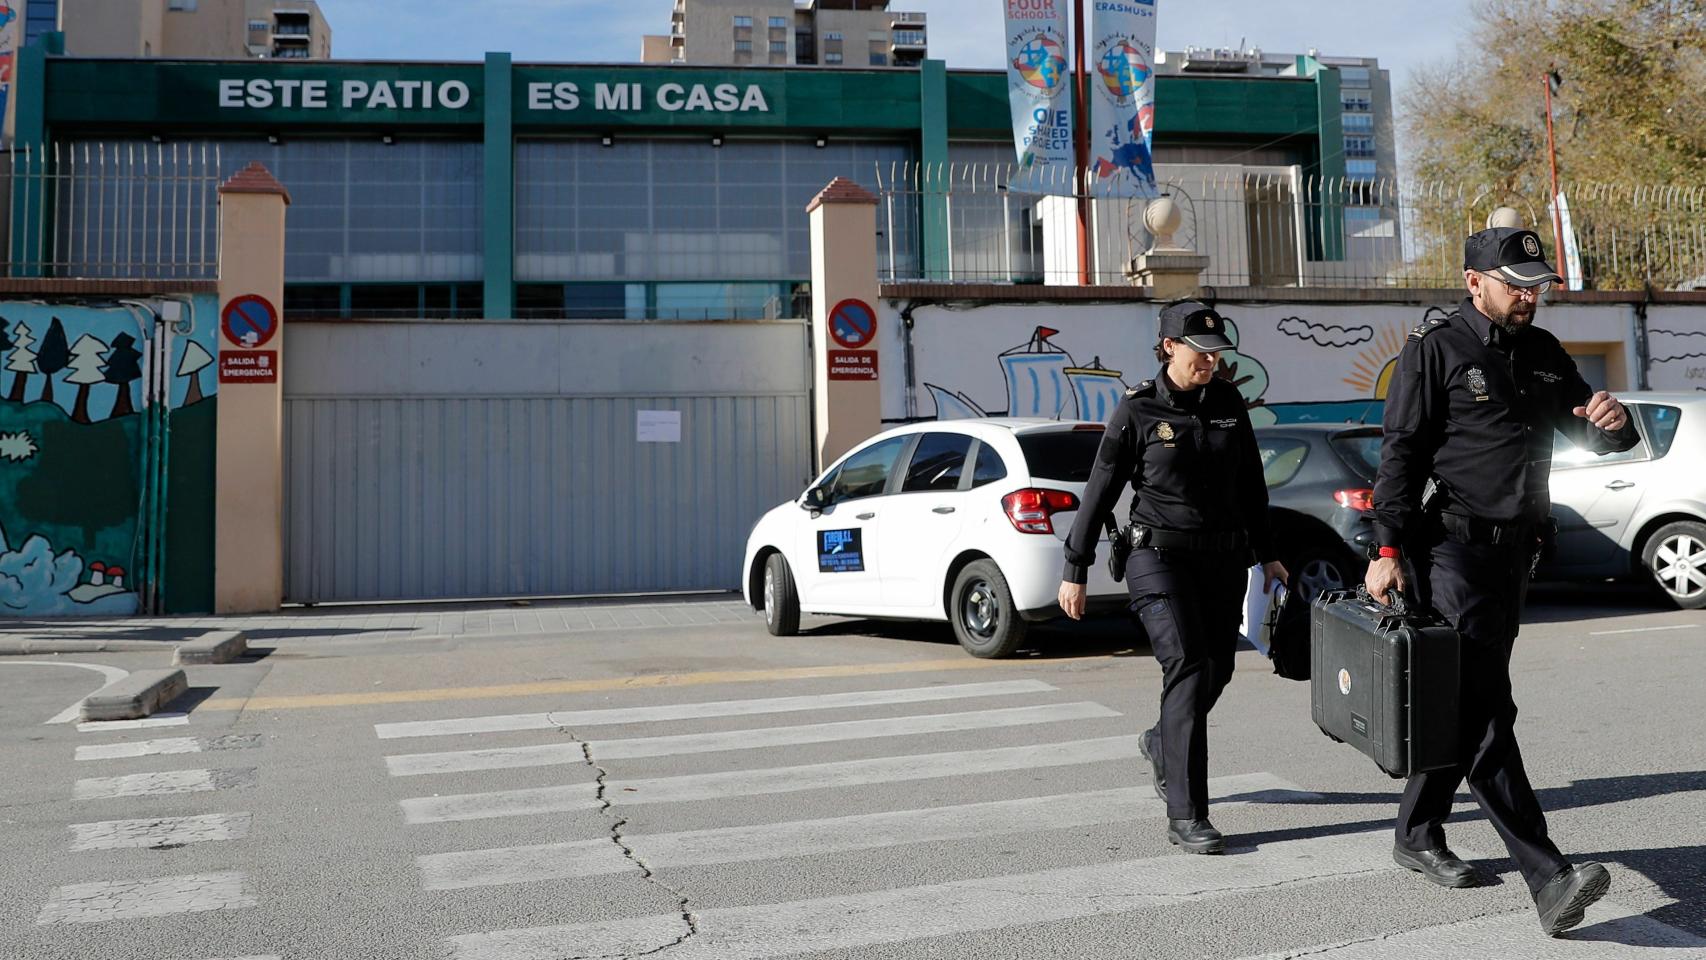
[1097,40,1151,101]
[1013,35,1067,92]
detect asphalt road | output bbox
[0,584,1701,960]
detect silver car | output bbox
[1545,392,1706,608]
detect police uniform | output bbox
[1372,228,1635,931]
[1063,302,1275,852]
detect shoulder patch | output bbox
[1124,379,1156,398]
[1408,316,1448,342]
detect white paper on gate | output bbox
[1239,567,1284,654]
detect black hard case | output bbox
[1309,590,1460,779]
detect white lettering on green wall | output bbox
[217,77,769,114]
[218,78,473,111]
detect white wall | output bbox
[879,297,1704,426]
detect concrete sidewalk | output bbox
[0,593,759,653]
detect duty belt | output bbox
[1129,525,1247,553]
[1437,512,1534,546]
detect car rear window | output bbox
[1329,431,1383,481]
[1017,430,1103,482]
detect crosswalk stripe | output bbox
[385,701,1121,777]
[374,679,1060,740]
[400,735,1141,824]
[448,830,1396,959]
[76,713,190,733]
[75,734,262,762]
[75,737,201,761]
[417,773,1313,890]
[69,813,253,851]
[74,768,257,801]
[36,871,256,925]
[1232,901,1706,958]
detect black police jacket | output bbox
[1372,298,1639,548]
[1062,369,1276,584]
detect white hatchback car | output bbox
[740,419,1130,657]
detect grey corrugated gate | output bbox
[282,321,812,604]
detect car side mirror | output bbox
[801,486,829,511]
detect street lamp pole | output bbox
[1542,68,1567,287]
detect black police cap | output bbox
[1464,227,1562,287]
[1158,301,1233,352]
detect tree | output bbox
[34,317,70,407]
[0,316,13,362]
[102,332,144,419]
[6,320,37,403]
[65,334,109,424]
[1402,0,1706,287]
[177,340,214,407]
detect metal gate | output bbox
[282,323,812,604]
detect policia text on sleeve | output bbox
[1055,301,1286,856]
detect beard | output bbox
[1486,300,1536,331]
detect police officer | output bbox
[1366,227,1637,936]
[1057,300,1287,855]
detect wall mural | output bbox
[1647,327,1706,392]
[0,297,219,617]
[889,301,1441,429]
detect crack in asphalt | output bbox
[1264,906,1526,958]
[551,725,700,960]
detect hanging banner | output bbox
[0,2,20,125]
[1003,0,1074,194]
[1088,0,1159,198]
[1554,192,1584,292]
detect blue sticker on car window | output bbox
[818,528,865,573]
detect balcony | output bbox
[891,30,926,49]
[273,23,311,37]
[891,11,925,25]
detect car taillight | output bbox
[1335,488,1375,512]
[1001,488,1081,534]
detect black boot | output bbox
[1139,727,1165,803]
[1167,818,1225,854]
[1535,863,1611,937]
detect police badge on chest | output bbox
[1157,422,1176,447]
[1466,366,1490,401]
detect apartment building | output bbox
[643,0,925,69]
[59,0,332,59]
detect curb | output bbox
[0,638,177,656]
[175,630,248,665]
[80,669,188,722]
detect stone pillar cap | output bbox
[219,162,292,205]
[807,177,878,214]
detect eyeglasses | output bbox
[1479,272,1551,299]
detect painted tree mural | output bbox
[0,317,12,372]
[178,340,214,406]
[102,332,143,419]
[35,318,70,406]
[6,320,36,403]
[65,334,109,424]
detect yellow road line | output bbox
[198,657,1008,712]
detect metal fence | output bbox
[3,141,223,280]
[875,162,1706,292]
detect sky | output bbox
[332,0,1471,99]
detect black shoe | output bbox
[1535,862,1611,937]
[1167,818,1225,855]
[1139,727,1165,803]
[1392,845,1480,888]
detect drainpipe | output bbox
[1633,283,1652,391]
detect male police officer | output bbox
[1366,227,1637,936]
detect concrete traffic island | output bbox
[174,631,249,665]
[78,669,188,722]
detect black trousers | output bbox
[1125,546,1248,821]
[1396,531,1571,896]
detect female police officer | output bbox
[1057,301,1286,854]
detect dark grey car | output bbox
[1255,424,1382,602]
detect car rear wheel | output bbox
[949,560,1028,658]
[1289,544,1353,604]
[1641,520,1706,609]
[762,553,801,636]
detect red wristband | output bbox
[1378,546,1401,559]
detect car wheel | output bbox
[949,560,1028,659]
[762,553,801,636]
[1641,520,1706,610]
[1290,544,1353,604]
